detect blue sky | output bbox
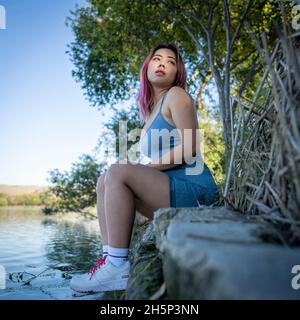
[0,0,117,186]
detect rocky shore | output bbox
[126,207,300,300]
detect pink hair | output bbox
[136,43,187,124]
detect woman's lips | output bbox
[155,71,165,76]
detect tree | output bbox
[45,154,105,212]
[66,0,293,192]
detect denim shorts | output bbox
[162,162,219,208]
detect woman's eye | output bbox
[153,57,175,65]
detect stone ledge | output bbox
[152,207,300,300]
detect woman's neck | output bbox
[152,87,169,108]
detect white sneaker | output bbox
[70,256,130,293]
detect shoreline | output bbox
[0,205,44,211]
[0,206,97,218]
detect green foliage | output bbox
[39,189,57,207]
[45,154,105,213]
[0,192,44,206]
[0,197,8,206]
[199,106,225,185]
[66,0,202,107]
[66,0,292,107]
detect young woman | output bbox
[70,43,219,293]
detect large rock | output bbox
[153,207,300,300]
[125,220,165,300]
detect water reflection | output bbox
[0,207,109,300]
[43,218,102,273]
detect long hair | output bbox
[136,43,187,124]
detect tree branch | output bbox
[160,0,210,63]
[230,0,254,53]
[197,69,213,112]
[230,48,257,71]
[180,20,209,62]
[222,0,232,145]
[208,0,220,31]
[231,56,260,114]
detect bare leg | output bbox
[104,175,135,248]
[96,173,108,245]
[70,164,170,293]
[103,163,171,249]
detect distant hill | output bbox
[0,184,49,196]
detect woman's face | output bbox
[147,48,178,88]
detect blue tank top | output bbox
[139,90,201,166]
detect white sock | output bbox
[108,245,129,267]
[102,244,108,257]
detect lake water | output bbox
[0,207,123,300]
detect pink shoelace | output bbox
[88,255,107,279]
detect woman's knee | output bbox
[104,163,126,184]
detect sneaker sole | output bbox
[70,279,128,293]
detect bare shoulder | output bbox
[167,86,194,109]
[166,86,194,114]
[164,86,197,128]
